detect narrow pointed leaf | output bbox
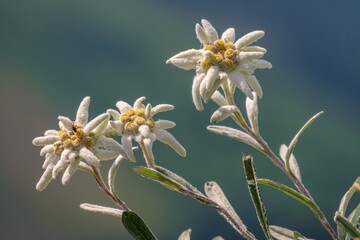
[242,155,271,240]
[286,111,324,162]
[348,203,360,227]
[279,144,302,181]
[257,179,323,219]
[270,225,309,240]
[178,229,191,240]
[207,125,262,151]
[134,166,186,193]
[338,177,360,238]
[204,181,249,237]
[339,177,360,215]
[334,211,360,238]
[155,166,203,195]
[122,211,157,240]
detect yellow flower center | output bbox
[54,124,95,155]
[119,108,155,133]
[200,39,238,71]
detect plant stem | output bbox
[223,91,338,240]
[90,165,130,211]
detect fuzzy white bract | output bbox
[32,97,125,191]
[107,97,186,168]
[166,19,272,111]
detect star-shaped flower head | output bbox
[166,19,272,111]
[107,97,186,168]
[32,97,125,191]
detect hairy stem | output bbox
[90,165,129,211]
[223,91,338,240]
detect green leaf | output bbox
[154,166,202,194]
[334,211,360,238]
[242,155,271,240]
[257,179,323,219]
[269,225,309,240]
[348,203,360,227]
[339,177,360,216]
[286,111,323,161]
[337,177,360,238]
[122,211,157,240]
[134,166,185,192]
[207,125,262,151]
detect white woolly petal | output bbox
[204,65,220,91]
[210,105,238,124]
[108,155,124,193]
[279,144,302,181]
[203,77,224,103]
[238,62,257,74]
[36,167,54,191]
[133,96,146,109]
[109,121,124,134]
[201,19,219,42]
[32,135,59,146]
[166,49,203,70]
[58,116,74,131]
[195,23,209,44]
[93,136,124,160]
[139,125,151,138]
[151,104,174,116]
[207,125,262,151]
[227,70,254,99]
[154,128,186,157]
[84,113,109,134]
[44,130,58,136]
[155,120,176,129]
[234,30,265,50]
[142,138,155,168]
[42,153,58,169]
[199,77,208,100]
[107,109,121,120]
[243,74,263,98]
[145,104,152,118]
[221,28,235,42]
[79,147,101,166]
[122,135,136,162]
[178,229,192,240]
[62,157,80,185]
[80,203,123,218]
[246,92,259,135]
[75,96,90,125]
[243,45,267,53]
[211,91,227,106]
[252,59,273,69]
[52,159,68,179]
[238,51,264,62]
[60,148,71,162]
[116,101,132,113]
[40,145,54,156]
[192,73,205,111]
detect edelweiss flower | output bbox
[166,19,272,110]
[32,97,125,191]
[107,96,186,168]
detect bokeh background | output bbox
[1,0,359,239]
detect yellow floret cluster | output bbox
[200,39,238,71]
[120,108,155,133]
[54,124,95,155]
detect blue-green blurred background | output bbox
[1,0,359,239]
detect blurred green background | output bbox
[0,0,359,239]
